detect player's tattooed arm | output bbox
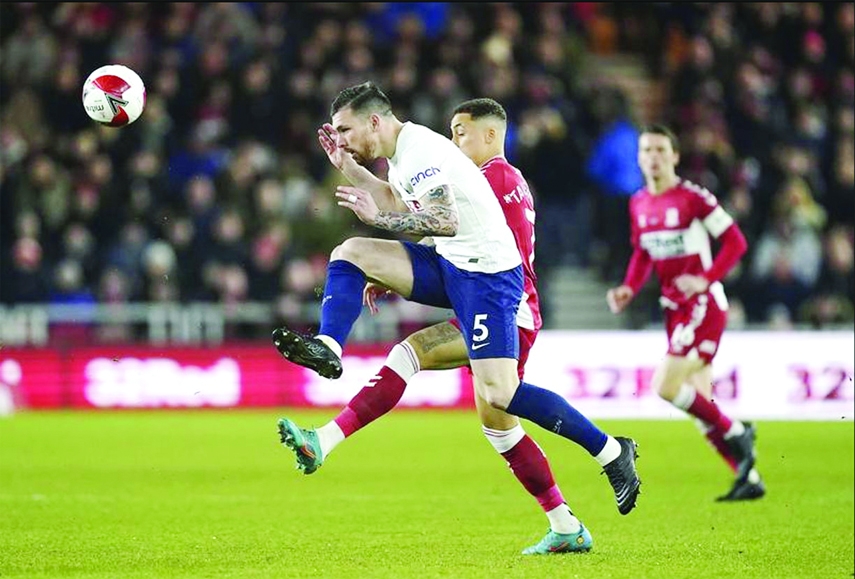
[374,185,459,237]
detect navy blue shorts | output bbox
[402,241,523,360]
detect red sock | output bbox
[705,428,739,473]
[501,435,565,512]
[333,366,407,437]
[686,393,733,434]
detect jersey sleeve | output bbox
[397,141,453,199]
[685,182,734,239]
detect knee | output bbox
[654,379,679,402]
[480,383,515,411]
[330,237,367,264]
[657,388,675,403]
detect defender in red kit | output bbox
[607,124,765,501]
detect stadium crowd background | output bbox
[1,2,852,340]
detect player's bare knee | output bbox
[330,237,368,266]
[480,385,514,411]
[653,375,682,402]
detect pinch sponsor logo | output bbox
[409,166,441,187]
[84,357,241,408]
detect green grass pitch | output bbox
[1,409,852,579]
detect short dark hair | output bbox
[452,98,507,122]
[639,123,680,153]
[330,81,393,118]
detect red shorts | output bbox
[449,319,537,381]
[663,292,727,364]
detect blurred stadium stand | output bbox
[1,3,852,346]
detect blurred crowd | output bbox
[1,2,852,337]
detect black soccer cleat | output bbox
[716,477,766,502]
[725,421,757,484]
[602,436,642,515]
[271,326,343,379]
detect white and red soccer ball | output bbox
[82,64,146,127]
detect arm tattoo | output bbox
[375,185,459,237]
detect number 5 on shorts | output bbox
[472,314,490,345]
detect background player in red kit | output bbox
[278,98,641,554]
[607,124,765,501]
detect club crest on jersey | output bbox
[410,166,441,186]
[638,215,647,227]
[665,207,680,227]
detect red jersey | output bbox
[628,179,735,308]
[481,156,542,331]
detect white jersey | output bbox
[386,122,522,273]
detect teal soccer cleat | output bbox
[277,418,324,475]
[521,525,593,555]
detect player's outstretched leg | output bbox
[272,257,370,379]
[602,436,642,515]
[521,522,593,555]
[277,417,324,474]
[272,327,343,379]
[503,381,642,514]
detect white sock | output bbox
[594,435,623,467]
[671,384,697,411]
[724,420,746,439]
[546,504,581,535]
[482,424,526,453]
[315,422,345,458]
[747,468,761,484]
[385,341,420,382]
[314,341,420,459]
[315,334,343,359]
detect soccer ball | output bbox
[82,64,146,127]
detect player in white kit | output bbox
[271,83,640,553]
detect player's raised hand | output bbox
[336,185,380,225]
[674,274,709,298]
[363,282,393,315]
[318,123,350,172]
[606,285,635,314]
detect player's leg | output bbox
[451,266,639,515]
[276,336,421,474]
[476,393,582,536]
[272,238,417,379]
[652,354,741,438]
[470,358,640,515]
[289,322,468,469]
[478,387,594,555]
[652,355,759,485]
[474,386,592,554]
[661,295,760,489]
[685,366,766,501]
[277,244,457,471]
[687,365,739,473]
